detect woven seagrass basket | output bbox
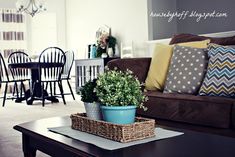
[70,113,155,143]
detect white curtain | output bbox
[0,8,27,59]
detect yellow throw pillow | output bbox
[178,39,210,48]
[145,39,210,90]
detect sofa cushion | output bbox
[145,40,210,91]
[107,58,151,83]
[137,91,234,128]
[199,44,235,98]
[164,45,208,94]
[145,43,173,90]
[170,33,235,45]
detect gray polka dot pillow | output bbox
[163,45,208,94]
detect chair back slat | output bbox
[39,47,65,81]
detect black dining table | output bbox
[8,62,63,105]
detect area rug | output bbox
[49,126,184,150]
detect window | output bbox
[0,8,26,58]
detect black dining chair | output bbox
[8,51,31,100]
[45,50,75,100]
[37,47,66,107]
[60,50,75,100]
[0,53,28,107]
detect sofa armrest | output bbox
[107,58,151,83]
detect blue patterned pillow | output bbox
[199,44,235,98]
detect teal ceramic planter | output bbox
[101,105,137,124]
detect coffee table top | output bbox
[14,116,235,157]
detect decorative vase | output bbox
[101,53,108,58]
[101,105,136,124]
[84,102,102,120]
[107,48,114,57]
[90,45,97,58]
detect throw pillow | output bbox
[145,39,210,91]
[169,33,235,46]
[163,45,208,94]
[199,44,235,98]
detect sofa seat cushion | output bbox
[137,91,234,128]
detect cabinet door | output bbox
[75,59,104,92]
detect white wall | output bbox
[30,13,57,53]
[1,0,148,57]
[27,0,67,52]
[66,0,148,59]
[0,0,17,8]
[146,30,235,57]
[46,0,66,49]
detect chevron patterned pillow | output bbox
[199,44,235,98]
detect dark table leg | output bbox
[26,80,41,105]
[24,152,36,157]
[46,96,59,103]
[26,98,34,105]
[26,88,59,105]
[15,87,59,105]
[26,69,59,105]
[14,83,30,103]
[15,97,27,103]
[23,135,37,157]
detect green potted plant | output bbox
[95,68,147,124]
[80,79,102,120]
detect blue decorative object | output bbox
[90,45,97,58]
[101,106,136,124]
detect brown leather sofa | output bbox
[107,58,235,129]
